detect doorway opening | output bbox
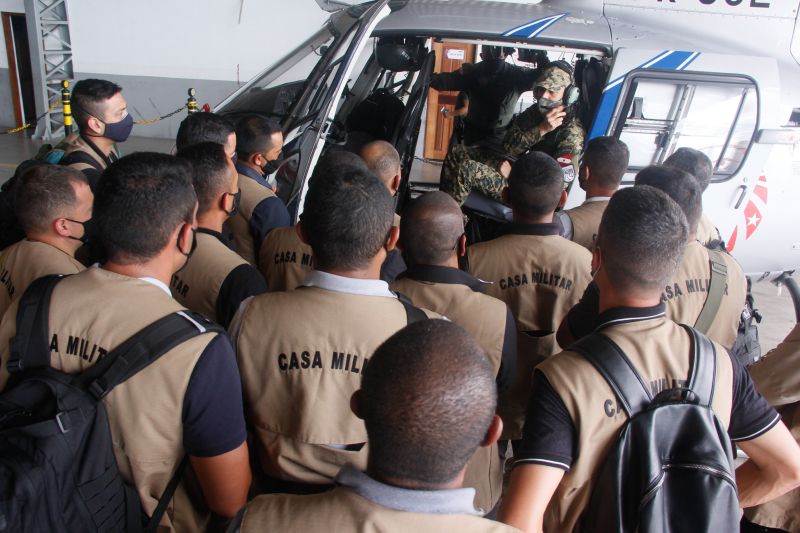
[2,12,36,128]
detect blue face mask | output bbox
[101,113,134,143]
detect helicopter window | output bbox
[614,72,758,181]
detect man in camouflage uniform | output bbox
[440,64,585,205]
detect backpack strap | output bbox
[570,333,653,417]
[144,455,190,533]
[694,249,728,334]
[78,310,224,400]
[59,148,106,172]
[394,291,429,324]
[681,325,717,408]
[7,274,66,374]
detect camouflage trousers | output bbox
[439,144,505,206]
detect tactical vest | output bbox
[538,317,734,533]
[235,287,437,484]
[240,487,520,533]
[58,133,118,174]
[664,240,746,348]
[170,231,247,323]
[564,200,607,251]
[390,276,505,512]
[0,268,219,532]
[0,239,84,319]
[229,174,278,264]
[258,226,313,292]
[745,324,800,531]
[468,232,592,438]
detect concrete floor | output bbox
[0,131,796,353]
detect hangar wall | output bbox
[0,0,328,138]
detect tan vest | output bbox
[564,200,607,251]
[663,240,746,348]
[59,132,117,173]
[745,324,800,532]
[539,317,734,533]
[696,212,721,245]
[240,487,521,533]
[0,239,84,319]
[390,276,505,512]
[229,174,278,264]
[0,268,219,532]
[468,232,592,438]
[170,231,248,323]
[236,287,438,484]
[258,226,313,292]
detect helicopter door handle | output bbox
[733,185,748,209]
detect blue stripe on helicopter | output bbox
[502,14,567,38]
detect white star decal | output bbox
[747,214,760,227]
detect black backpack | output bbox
[570,326,740,533]
[0,274,223,532]
[0,143,104,250]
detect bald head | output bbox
[400,192,464,266]
[360,140,401,193]
[359,319,497,488]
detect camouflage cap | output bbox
[535,65,572,91]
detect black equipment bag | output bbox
[0,274,222,532]
[571,326,741,533]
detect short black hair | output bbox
[72,78,123,130]
[300,157,393,271]
[635,165,702,234]
[508,151,564,218]
[360,140,401,187]
[360,319,496,487]
[95,153,196,264]
[15,165,88,235]
[235,115,281,160]
[598,186,688,293]
[400,191,463,266]
[177,142,231,215]
[664,147,713,191]
[583,136,629,189]
[175,113,234,152]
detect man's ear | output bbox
[391,174,401,196]
[501,186,509,205]
[481,415,503,448]
[557,189,568,210]
[591,244,602,274]
[296,222,310,245]
[220,192,233,214]
[86,115,104,136]
[177,223,193,255]
[385,225,400,253]
[53,217,71,238]
[458,233,467,257]
[350,390,364,420]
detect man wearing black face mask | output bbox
[0,165,89,318]
[232,115,291,264]
[57,78,132,191]
[173,142,267,328]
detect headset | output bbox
[545,59,581,108]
